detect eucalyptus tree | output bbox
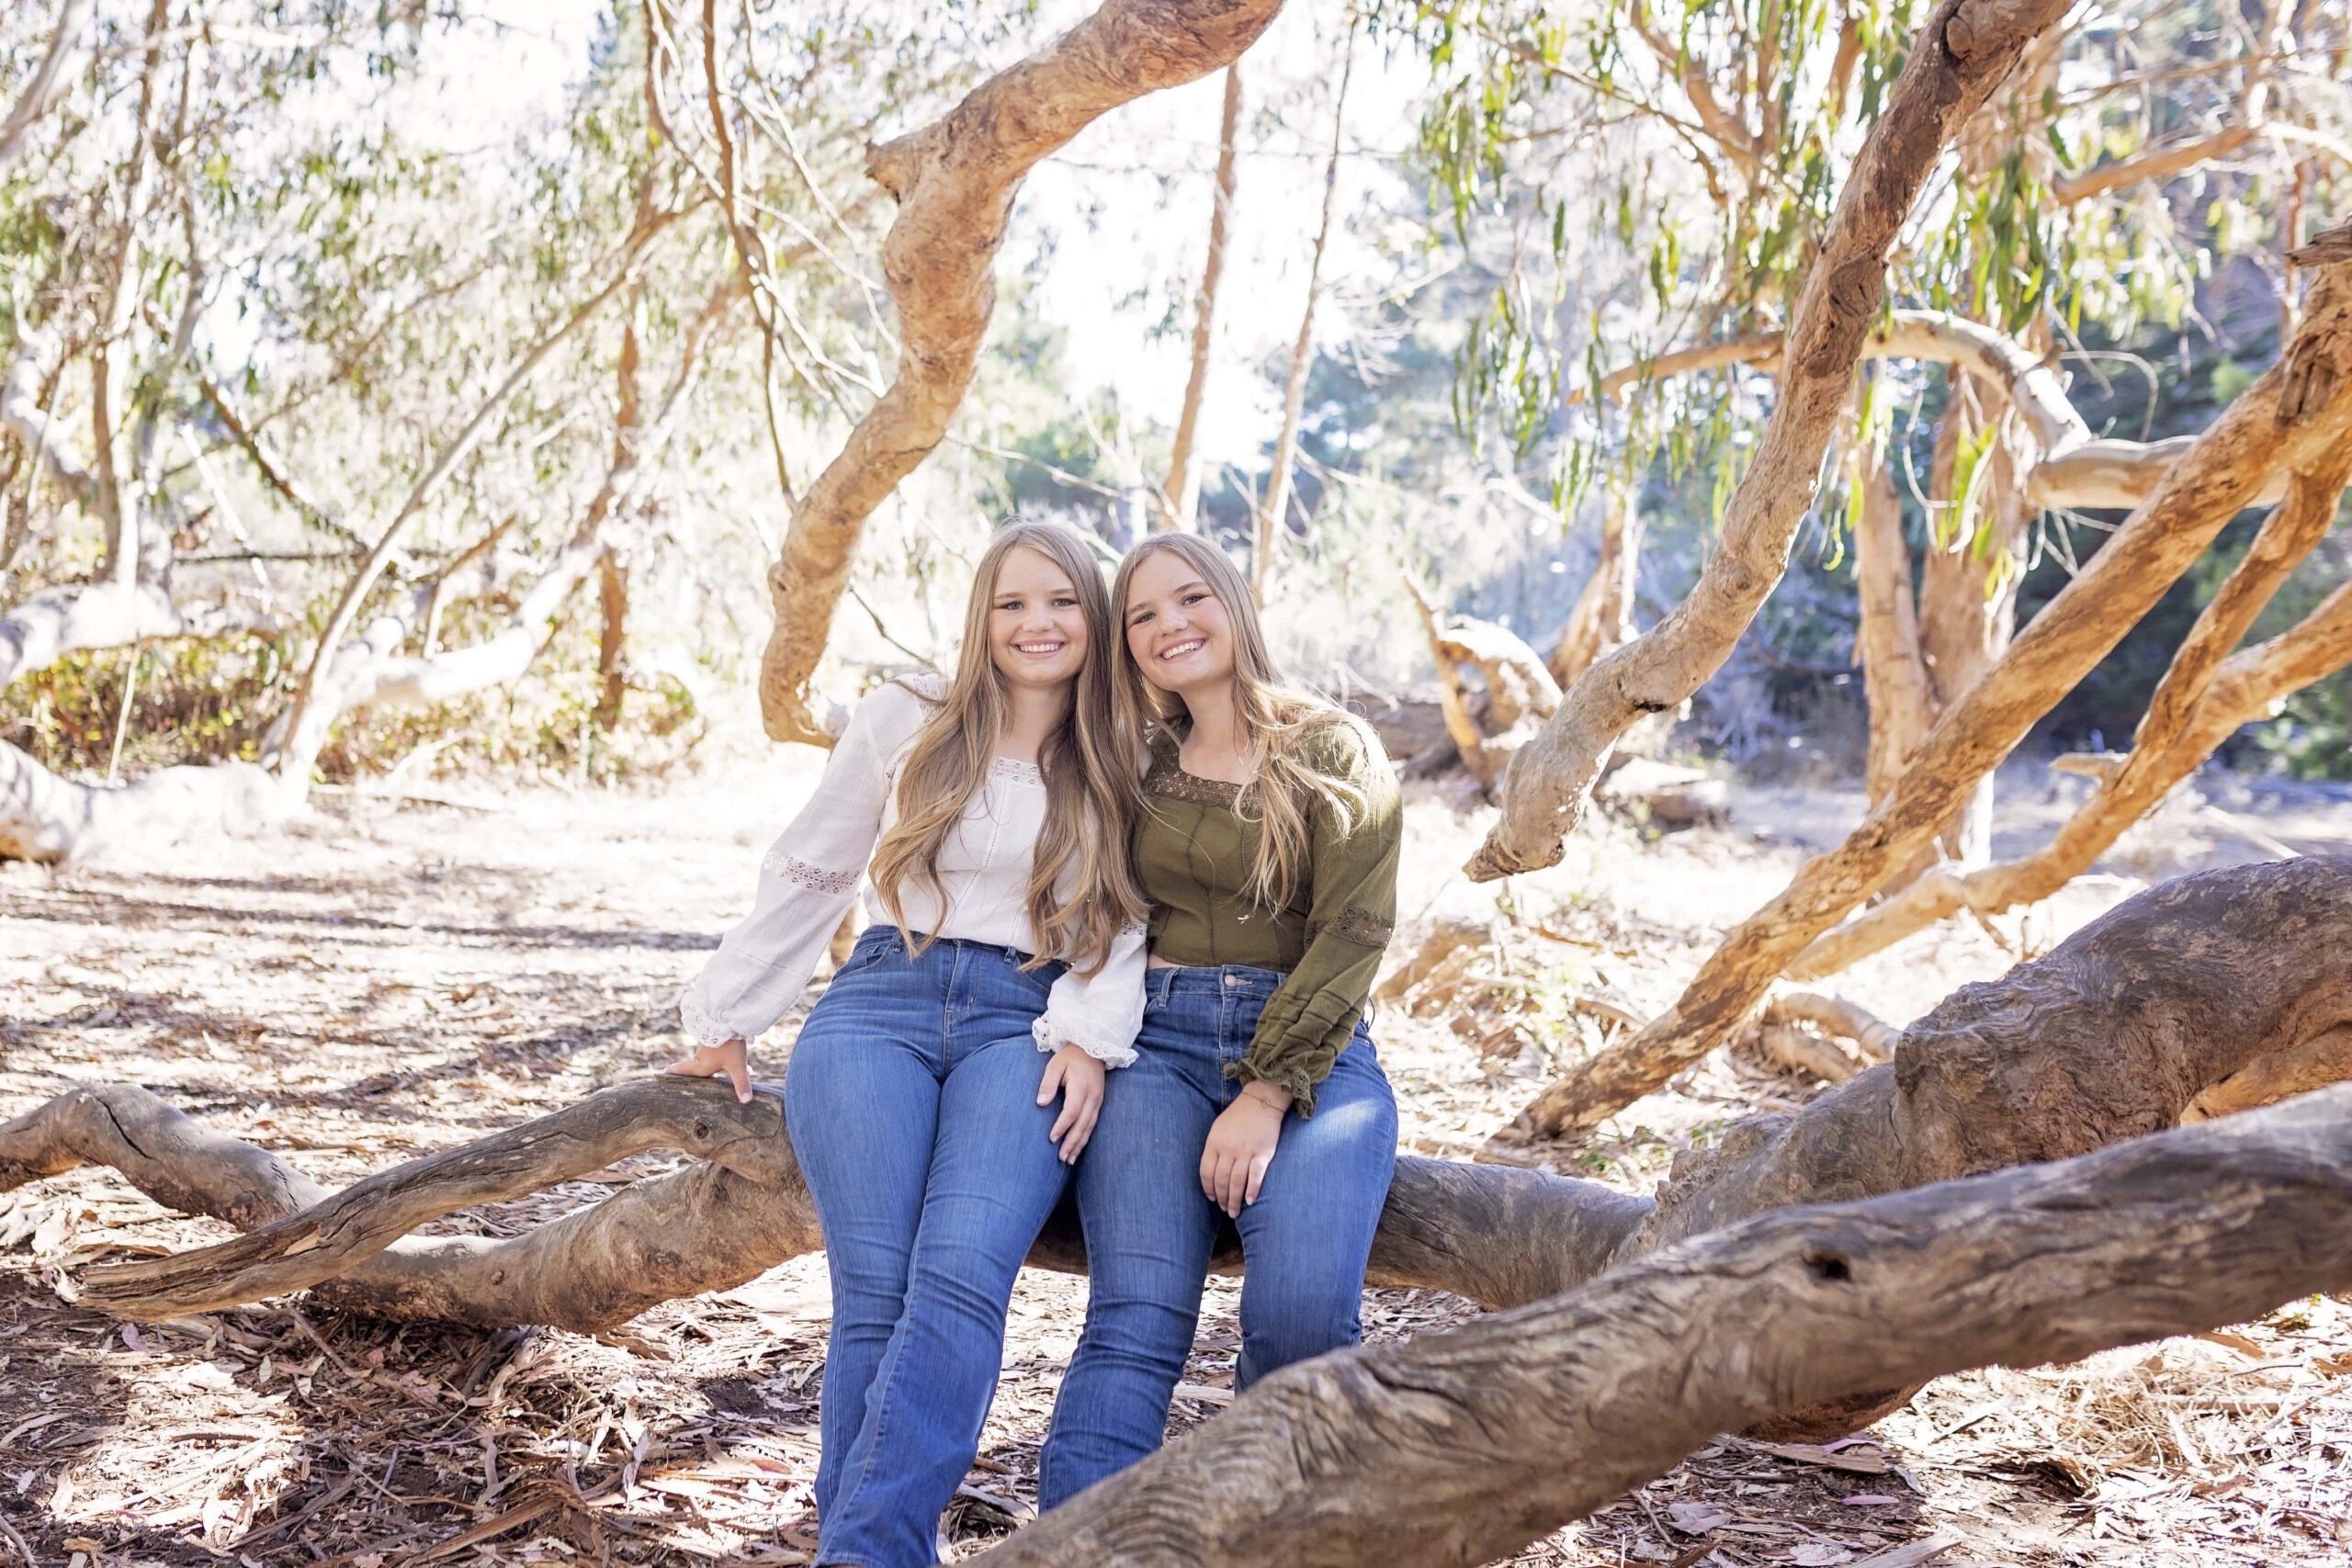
[1389,0,2352,1137]
[0,0,933,856]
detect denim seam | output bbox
[829,1309,915,1558]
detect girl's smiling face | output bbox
[1123,547,1236,697]
[987,546,1088,691]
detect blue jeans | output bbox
[1036,962,1397,1508]
[784,926,1073,1568]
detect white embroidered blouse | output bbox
[678,675,1148,1066]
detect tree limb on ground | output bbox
[1506,236,2352,1136]
[755,0,1287,746]
[1467,0,2076,881]
[15,862,2344,1458]
[974,1083,2352,1567]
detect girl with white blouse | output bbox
[666,521,1147,1568]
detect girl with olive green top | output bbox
[1037,532,1402,1506]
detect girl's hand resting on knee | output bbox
[666,1036,753,1103]
[1201,1082,1292,1217]
[1037,1044,1105,1164]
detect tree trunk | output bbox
[595,553,629,730]
[976,1084,2352,1567]
[1915,372,2033,864]
[1253,23,1352,602]
[1468,0,2077,881]
[755,0,1288,745]
[0,0,95,173]
[1159,64,1242,532]
[1851,423,1936,806]
[1790,456,2352,981]
[1547,480,1645,689]
[1508,243,2352,1137]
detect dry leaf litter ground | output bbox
[3,738,2348,1567]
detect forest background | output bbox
[5,1,2352,1566]
[6,0,2346,802]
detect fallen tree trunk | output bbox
[755,0,1287,744]
[977,1083,2352,1568]
[1467,0,2075,880]
[1509,243,2352,1136]
[15,861,2342,1414]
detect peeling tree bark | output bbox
[1468,0,2077,880]
[978,1085,2352,1568]
[1510,248,2352,1136]
[755,0,1287,745]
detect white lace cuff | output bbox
[678,988,738,1047]
[1031,1012,1139,1069]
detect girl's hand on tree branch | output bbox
[666,1036,752,1103]
[1038,1044,1105,1164]
[1201,1083,1290,1216]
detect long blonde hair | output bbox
[1110,532,1368,909]
[868,521,1145,975]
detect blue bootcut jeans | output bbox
[783,925,1074,1568]
[1036,961,1399,1509]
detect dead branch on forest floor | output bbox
[977,1085,2352,1567]
[2,863,2344,1466]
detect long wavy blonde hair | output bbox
[869,521,1145,975]
[1110,532,1368,909]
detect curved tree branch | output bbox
[0,0,95,172]
[1468,0,2078,880]
[754,0,1288,746]
[12,861,2346,1408]
[979,1084,2352,1567]
[1510,245,2352,1136]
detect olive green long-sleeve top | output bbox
[1135,716,1401,1114]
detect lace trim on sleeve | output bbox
[760,850,860,897]
[1031,1011,1140,1069]
[678,989,737,1047]
[1308,907,1394,949]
